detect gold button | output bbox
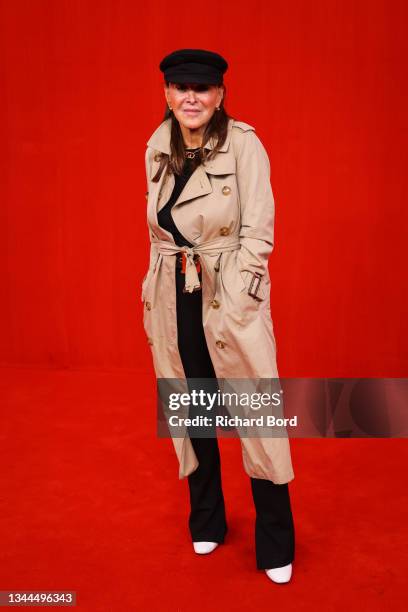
[219,227,230,236]
[154,153,161,162]
[215,340,225,349]
[145,191,149,200]
[145,301,151,310]
[210,299,220,309]
[222,185,231,195]
[147,337,153,345]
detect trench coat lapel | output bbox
[171,165,212,208]
[146,117,237,217]
[146,157,168,230]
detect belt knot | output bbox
[152,236,241,294]
[180,246,201,293]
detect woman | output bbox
[142,48,295,583]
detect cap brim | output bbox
[164,74,223,85]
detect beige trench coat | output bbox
[142,117,294,484]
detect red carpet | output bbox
[0,367,406,611]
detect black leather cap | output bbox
[159,48,228,84]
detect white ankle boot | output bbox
[265,563,292,583]
[193,541,219,554]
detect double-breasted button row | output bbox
[222,185,231,195]
[145,301,152,311]
[210,299,220,309]
[219,226,230,236]
[215,340,226,349]
[154,153,162,162]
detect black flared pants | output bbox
[175,260,295,569]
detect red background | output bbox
[1,0,407,376]
[1,2,407,610]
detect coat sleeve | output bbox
[141,147,159,302]
[235,128,275,300]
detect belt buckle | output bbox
[248,272,262,301]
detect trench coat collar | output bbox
[147,117,235,157]
[146,117,238,182]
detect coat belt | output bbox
[152,236,241,293]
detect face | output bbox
[164,82,224,130]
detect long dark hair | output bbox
[151,81,234,183]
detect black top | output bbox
[157,149,200,248]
